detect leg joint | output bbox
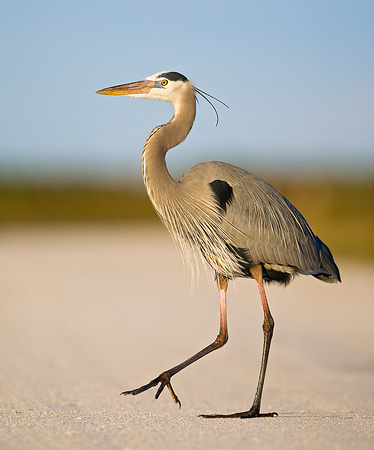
[214,330,228,348]
[262,316,274,334]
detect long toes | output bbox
[166,382,181,408]
[200,411,278,419]
[120,379,158,397]
[199,413,242,419]
[120,390,132,396]
[120,372,182,407]
[154,377,181,407]
[256,412,278,418]
[155,379,167,399]
[120,388,144,396]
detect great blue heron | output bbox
[96,71,341,418]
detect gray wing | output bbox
[181,161,339,279]
[223,170,321,273]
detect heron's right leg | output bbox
[121,275,229,407]
[201,265,277,418]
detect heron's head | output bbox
[96,71,192,105]
[96,71,228,125]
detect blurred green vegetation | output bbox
[276,178,374,262]
[0,177,373,261]
[0,183,155,223]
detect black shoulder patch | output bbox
[159,72,188,82]
[209,180,234,212]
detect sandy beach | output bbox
[0,224,373,449]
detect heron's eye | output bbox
[161,79,168,86]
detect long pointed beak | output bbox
[96,79,156,96]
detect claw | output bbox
[165,380,181,408]
[121,371,182,408]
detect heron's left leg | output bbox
[121,275,229,407]
[201,264,277,418]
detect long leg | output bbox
[201,265,277,418]
[121,275,229,407]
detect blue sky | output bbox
[1,0,373,181]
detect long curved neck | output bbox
[141,88,196,212]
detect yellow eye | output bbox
[161,79,168,86]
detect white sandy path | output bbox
[0,224,373,449]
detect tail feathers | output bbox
[313,237,341,283]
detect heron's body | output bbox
[97,71,340,418]
[170,160,338,283]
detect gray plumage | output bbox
[96,71,341,419]
[178,160,339,283]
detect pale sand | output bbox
[0,224,373,449]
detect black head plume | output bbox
[194,87,229,126]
